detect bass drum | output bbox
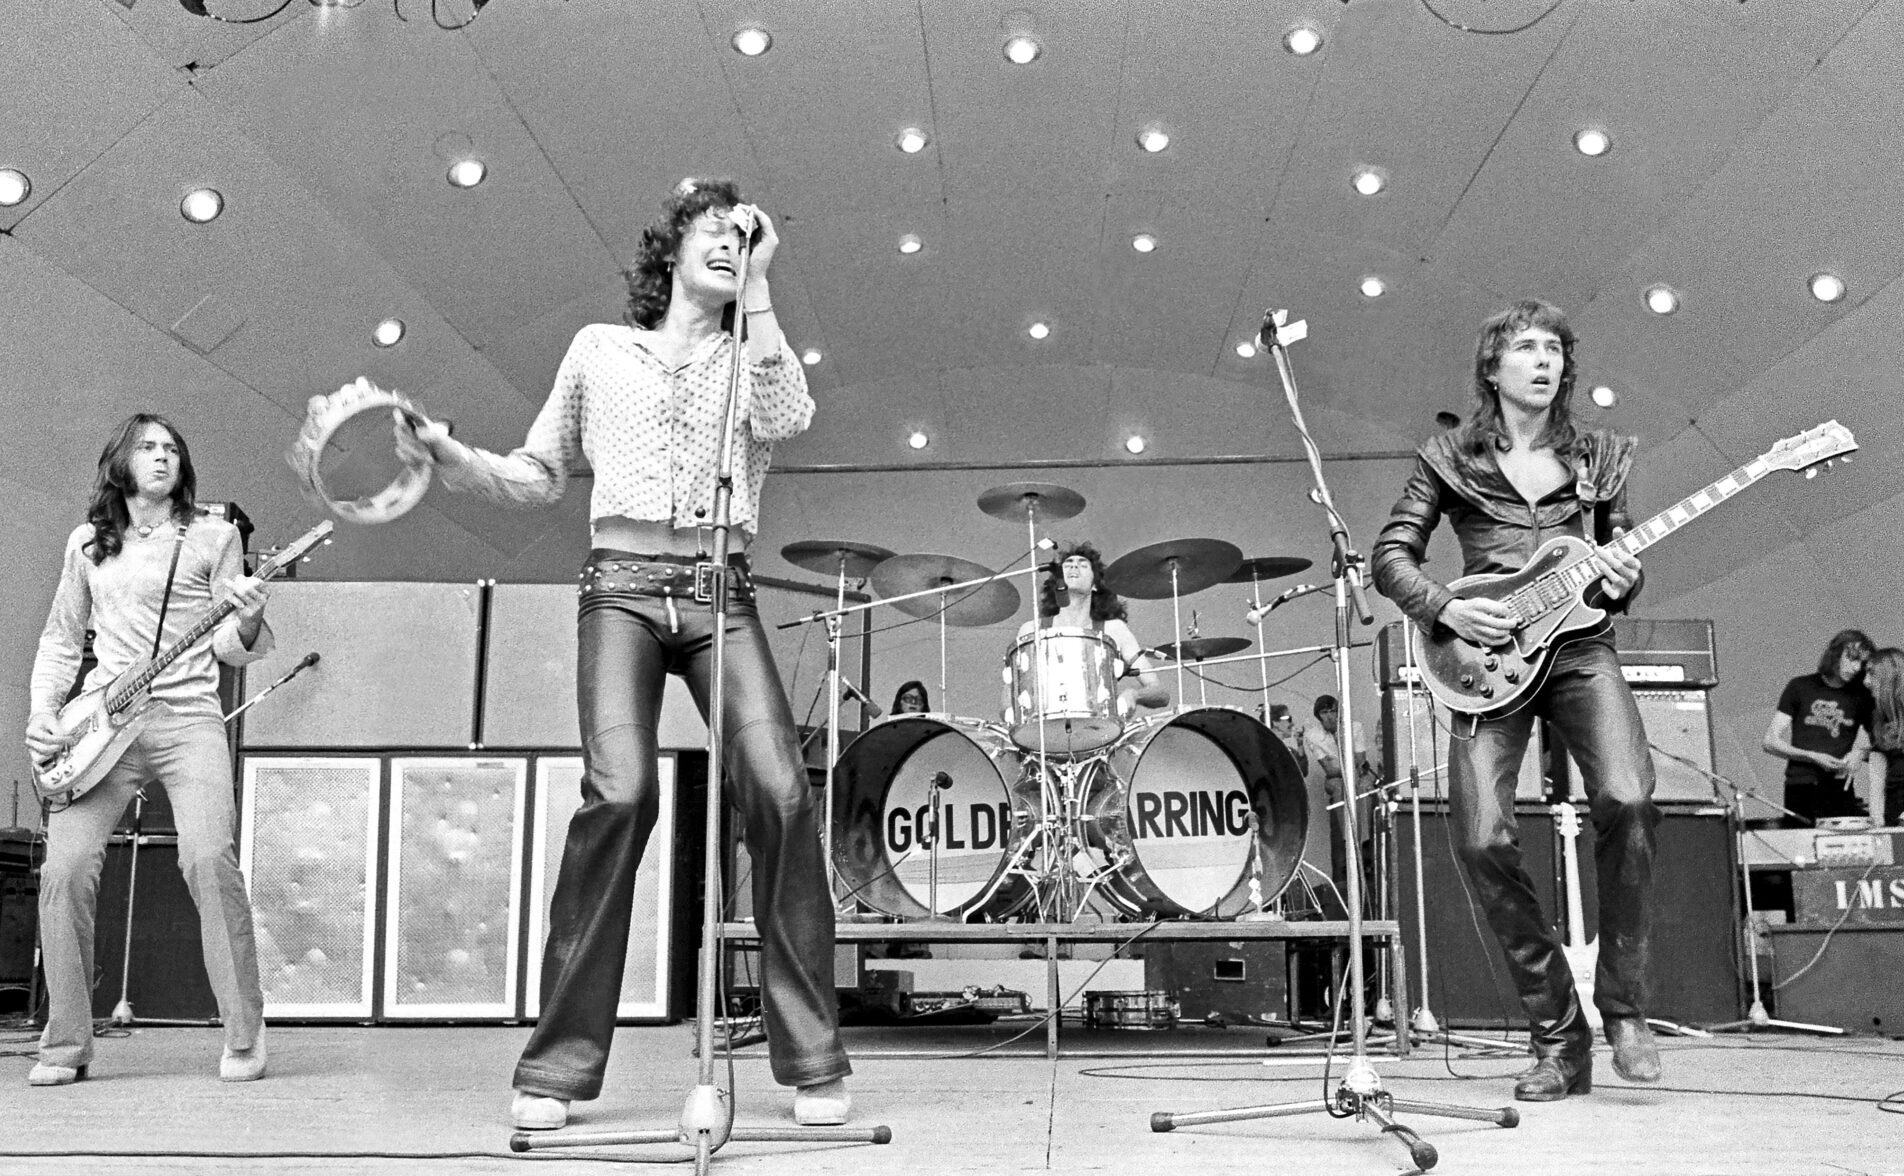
[1087,706,1308,919]
[832,715,1038,920]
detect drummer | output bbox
[1012,542,1169,718]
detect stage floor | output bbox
[1,1022,1899,1174]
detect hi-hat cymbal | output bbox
[1152,636,1252,662]
[1224,555,1315,583]
[1103,538,1243,599]
[780,539,896,580]
[977,482,1086,523]
[871,553,1022,627]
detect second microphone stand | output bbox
[1149,310,1516,1171]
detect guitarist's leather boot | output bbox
[1514,1053,1591,1102]
[1605,1016,1662,1083]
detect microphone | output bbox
[840,679,883,719]
[296,651,321,671]
[931,771,954,791]
[1256,307,1281,349]
[1245,583,1324,625]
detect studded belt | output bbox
[579,552,754,605]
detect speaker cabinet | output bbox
[1397,805,1739,1025]
[480,584,707,751]
[382,758,526,1019]
[241,582,481,749]
[525,756,676,1020]
[1768,925,1904,1033]
[91,836,217,1021]
[1551,689,1719,806]
[240,756,382,1018]
[1143,940,1289,1023]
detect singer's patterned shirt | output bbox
[439,323,813,539]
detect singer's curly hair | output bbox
[622,177,749,330]
[1038,542,1128,623]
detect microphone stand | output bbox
[513,217,889,1168]
[1647,743,1843,1036]
[1151,310,1516,1170]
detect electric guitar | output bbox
[31,520,334,803]
[1553,801,1601,1031]
[1414,421,1856,716]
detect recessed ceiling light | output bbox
[180,188,223,223]
[1125,435,1146,455]
[1235,341,1258,358]
[732,26,772,56]
[1573,127,1611,157]
[373,318,406,348]
[896,127,929,154]
[1131,233,1157,253]
[908,431,930,450]
[1645,284,1679,315]
[1351,168,1385,196]
[1137,127,1170,153]
[446,158,486,188]
[1027,321,1050,340]
[1283,25,1323,55]
[898,233,923,255]
[1004,35,1041,64]
[1809,273,1847,303]
[1359,275,1387,298]
[0,168,30,207]
[801,348,822,365]
[1589,384,1617,409]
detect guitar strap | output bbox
[149,523,187,660]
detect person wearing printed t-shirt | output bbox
[1763,629,1875,826]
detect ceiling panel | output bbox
[0,0,179,233]
[196,8,614,343]
[1426,0,1872,307]
[110,0,304,74]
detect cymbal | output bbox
[976,482,1086,523]
[871,553,1022,627]
[1153,637,1252,662]
[1103,538,1243,599]
[1224,555,1315,583]
[780,539,896,580]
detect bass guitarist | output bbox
[23,413,273,1087]
[1370,300,1662,1101]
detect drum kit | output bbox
[782,481,1320,925]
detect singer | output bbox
[1370,300,1661,1101]
[1009,542,1168,717]
[24,414,273,1087]
[396,178,851,1130]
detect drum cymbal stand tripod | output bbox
[1150,310,1516,1171]
[514,223,889,1168]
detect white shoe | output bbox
[512,1090,571,1130]
[220,1035,268,1083]
[793,1079,851,1126]
[27,1062,86,1086]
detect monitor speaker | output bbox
[1382,685,1545,802]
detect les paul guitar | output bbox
[32,520,334,803]
[1414,421,1856,717]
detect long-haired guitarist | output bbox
[23,413,273,1087]
[393,178,852,1132]
[1370,300,1662,1101]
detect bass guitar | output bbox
[1413,421,1856,717]
[32,520,334,803]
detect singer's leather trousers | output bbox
[1447,637,1659,1057]
[513,551,850,1100]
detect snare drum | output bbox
[832,715,1039,920]
[1002,627,1123,755]
[1083,990,1180,1030]
[1086,707,1308,919]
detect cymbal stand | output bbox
[513,223,889,1167]
[1151,310,1516,1171]
[1649,743,1843,1036]
[1246,574,1273,719]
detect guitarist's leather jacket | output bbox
[1371,426,1642,631]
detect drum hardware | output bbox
[1150,634,1252,709]
[1103,537,1243,705]
[779,539,895,894]
[1150,309,1514,1163]
[1083,989,1180,1031]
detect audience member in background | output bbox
[1763,629,1875,826]
[890,680,930,715]
[1861,646,1904,827]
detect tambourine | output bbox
[288,377,445,525]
